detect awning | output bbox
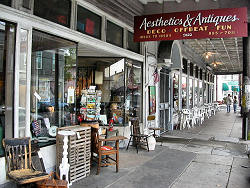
[222,83,229,91]
[231,86,240,92]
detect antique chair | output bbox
[126,118,149,153]
[3,137,49,185]
[91,127,126,175]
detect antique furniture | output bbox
[3,137,49,185]
[58,130,75,186]
[56,126,91,184]
[126,117,149,153]
[91,127,126,175]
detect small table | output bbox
[148,127,163,138]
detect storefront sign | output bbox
[134,7,247,42]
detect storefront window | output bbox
[195,80,198,106]
[125,60,142,121]
[189,78,193,108]
[77,6,101,39]
[199,80,203,105]
[34,0,71,28]
[106,21,123,48]
[173,73,179,111]
[128,31,140,54]
[182,76,187,108]
[0,21,15,156]
[31,30,77,146]
[76,58,142,126]
[0,0,11,6]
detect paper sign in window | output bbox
[86,18,94,35]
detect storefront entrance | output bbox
[159,68,171,132]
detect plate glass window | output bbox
[77,6,101,39]
[106,21,123,48]
[0,21,15,156]
[34,0,71,28]
[31,30,77,146]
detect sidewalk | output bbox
[72,109,250,188]
[162,110,243,143]
[71,147,196,188]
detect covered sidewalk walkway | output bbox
[162,109,243,144]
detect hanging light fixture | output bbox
[203,39,218,60]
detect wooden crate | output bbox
[56,126,91,184]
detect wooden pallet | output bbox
[56,126,91,184]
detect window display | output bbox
[182,76,187,109]
[125,60,142,120]
[189,78,193,108]
[76,58,142,126]
[173,73,179,111]
[30,30,77,146]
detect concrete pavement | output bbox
[71,109,250,188]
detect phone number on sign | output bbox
[209,31,236,36]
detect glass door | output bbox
[160,68,170,131]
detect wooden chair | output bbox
[91,128,126,175]
[126,118,149,153]
[3,137,49,185]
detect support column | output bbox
[242,23,250,140]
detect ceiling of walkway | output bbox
[138,0,249,74]
[183,38,243,74]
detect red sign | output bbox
[134,7,247,42]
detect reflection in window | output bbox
[34,0,71,27]
[36,51,42,69]
[106,21,123,48]
[189,78,193,108]
[19,29,28,138]
[77,5,101,39]
[182,76,187,108]
[173,73,179,111]
[31,30,77,146]
[0,21,15,156]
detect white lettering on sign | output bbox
[139,13,240,31]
